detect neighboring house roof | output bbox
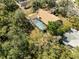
[37,9,60,25]
[63,28,79,47]
[28,9,60,25]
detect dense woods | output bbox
[0,0,79,59]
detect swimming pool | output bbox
[33,18,47,31]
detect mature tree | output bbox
[32,0,46,12]
[0,2,30,59]
[0,0,18,11]
[32,0,57,11]
[46,0,56,8]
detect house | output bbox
[63,28,79,47]
[28,9,60,31]
[36,9,60,25]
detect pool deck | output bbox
[28,9,60,25]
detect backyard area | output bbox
[1,0,79,59]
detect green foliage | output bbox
[48,20,72,35]
[27,37,75,59]
[0,0,18,11]
[32,1,40,12]
[32,0,46,12]
[55,0,71,17]
[32,0,57,11]
[48,20,63,35]
[46,0,56,8]
[69,17,79,30]
[57,25,71,35]
[71,48,79,59]
[76,0,79,5]
[0,2,30,59]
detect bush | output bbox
[57,25,71,35]
[46,0,56,8]
[69,17,79,30]
[1,0,18,12]
[48,20,72,35]
[32,1,40,12]
[32,0,47,11]
[48,20,63,35]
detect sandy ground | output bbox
[29,27,53,46]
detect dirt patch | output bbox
[30,27,54,46]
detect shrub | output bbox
[48,20,63,35]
